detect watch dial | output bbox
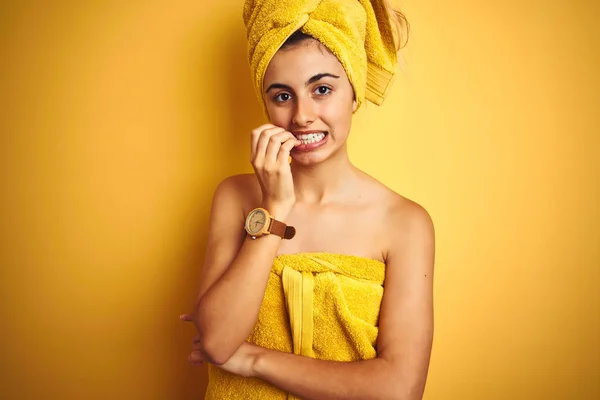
[248,209,266,234]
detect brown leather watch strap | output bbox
[269,218,296,239]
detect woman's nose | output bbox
[292,95,315,127]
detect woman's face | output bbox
[263,39,357,165]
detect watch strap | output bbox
[269,218,296,239]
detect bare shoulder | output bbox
[386,191,434,237]
[217,173,258,191]
[386,193,434,269]
[214,173,262,211]
[359,171,433,227]
[358,172,434,262]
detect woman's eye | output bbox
[275,93,291,102]
[315,86,332,95]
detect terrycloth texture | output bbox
[242,0,399,112]
[204,253,386,400]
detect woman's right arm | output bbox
[193,125,300,365]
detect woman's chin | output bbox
[290,150,327,166]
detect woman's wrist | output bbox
[261,201,293,221]
[250,345,269,379]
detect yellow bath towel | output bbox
[204,253,386,399]
[242,0,399,111]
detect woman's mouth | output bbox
[293,131,328,152]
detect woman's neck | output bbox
[290,147,358,205]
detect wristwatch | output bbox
[245,207,296,240]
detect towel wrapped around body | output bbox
[205,253,386,400]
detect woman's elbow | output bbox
[197,334,233,366]
[389,381,426,400]
[379,364,426,400]
[192,309,237,365]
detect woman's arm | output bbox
[252,348,400,400]
[193,126,301,365]
[246,201,435,400]
[192,175,290,365]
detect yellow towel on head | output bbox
[242,0,399,112]
[204,253,386,400]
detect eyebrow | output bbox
[265,73,340,93]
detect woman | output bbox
[181,0,435,398]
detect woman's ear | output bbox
[352,99,358,112]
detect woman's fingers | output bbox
[251,125,284,163]
[180,315,205,366]
[250,124,298,207]
[179,313,193,322]
[251,124,275,160]
[189,335,204,365]
[263,131,297,169]
[188,351,204,365]
[277,137,301,165]
[192,334,201,344]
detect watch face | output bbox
[247,209,267,235]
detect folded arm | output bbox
[248,201,435,400]
[193,175,292,364]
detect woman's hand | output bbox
[181,313,263,378]
[250,124,301,215]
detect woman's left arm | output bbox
[233,202,435,400]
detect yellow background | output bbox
[1,0,598,399]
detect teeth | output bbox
[297,132,326,144]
